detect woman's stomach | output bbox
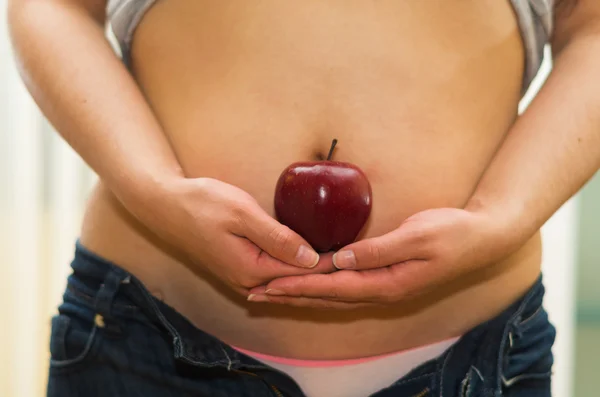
[81,0,543,359]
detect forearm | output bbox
[466,31,600,246]
[8,0,183,209]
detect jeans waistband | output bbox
[68,241,546,396]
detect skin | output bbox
[7,0,599,359]
[7,0,327,297]
[251,0,600,308]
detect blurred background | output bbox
[0,5,598,397]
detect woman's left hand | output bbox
[248,207,514,309]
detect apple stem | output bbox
[327,139,338,161]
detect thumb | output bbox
[333,225,428,270]
[241,205,320,269]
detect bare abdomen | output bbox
[80,0,543,359]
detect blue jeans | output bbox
[47,243,556,397]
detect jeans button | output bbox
[94,314,106,328]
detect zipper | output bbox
[270,384,284,397]
[233,369,259,377]
[413,388,430,397]
[233,369,285,397]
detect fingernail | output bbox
[247,294,270,302]
[296,245,319,268]
[333,250,356,269]
[265,289,285,296]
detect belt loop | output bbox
[93,269,127,337]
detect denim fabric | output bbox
[47,243,556,397]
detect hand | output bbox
[133,177,335,296]
[249,208,514,309]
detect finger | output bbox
[248,294,375,310]
[248,285,267,295]
[239,204,320,269]
[266,257,455,303]
[238,238,336,279]
[332,225,430,270]
[262,269,404,302]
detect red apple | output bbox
[274,139,372,252]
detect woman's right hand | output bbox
[134,177,333,297]
[9,0,333,297]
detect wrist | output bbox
[110,166,187,221]
[465,195,532,257]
